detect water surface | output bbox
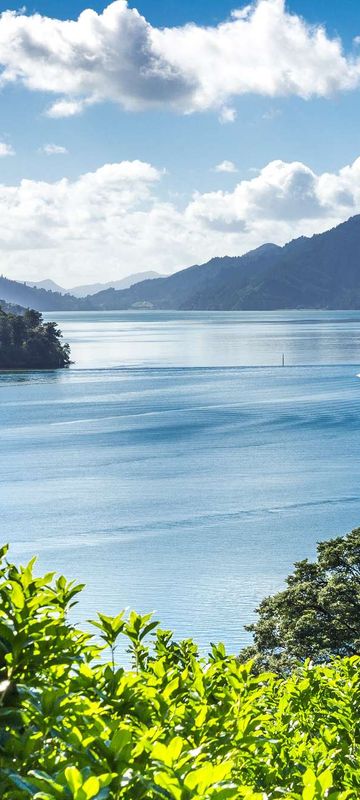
[49,309,360,368]
[1,310,360,654]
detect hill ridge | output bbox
[2,215,360,311]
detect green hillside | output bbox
[90,215,360,311]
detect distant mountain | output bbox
[89,244,282,310]
[0,277,91,311]
[25,271,163,298]
[70,271,163,297]
[89,216,360,310]
[5,215,360,313]
[27,279,67,294]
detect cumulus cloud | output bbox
[0,159,162,274]
[189,160,325,225]
[40,143,69,155]
[214,160,238,173]
[0,141,15,156]
[0,0,359,119]
[46,100,87,118]
[2,155,360,284]
[186,157,360,245]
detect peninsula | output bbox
[0,305,71,369]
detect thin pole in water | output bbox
[282,353,285,367]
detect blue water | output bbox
[1,310,360,654]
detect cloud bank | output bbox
[2,155,360,283]
[0,0,359,119]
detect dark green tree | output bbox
[23,308,42,328]
[0,305,71,369]
[240,527,360,673]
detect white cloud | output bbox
[214,160,237,173]
[189,160,325,225]
[0,0,359,119]
[0,159,162,277]
[0,141,15,156]
[2,155,360,284]
[46,99,87,118]
[40,143,69,155]
[186,157,360,246]
[219,107,237,124]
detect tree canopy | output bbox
[0,545,359,799]
[240,527,360,673]
[0,306,71,369]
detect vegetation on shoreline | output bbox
[0,307,71,369]
[1,538,360,799]
[240,527,360,674]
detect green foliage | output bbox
[1,546,360,799]
[0,307,71,369]
[240,527,360,673]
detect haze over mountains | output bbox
[0,277,88,311]
[70,271,163,297]
[27,279,67,294]
[2,215,360,312]
[28,271,163,297]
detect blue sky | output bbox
[1,1,360,184]
[1,0,360,285]
[1,1,359,34]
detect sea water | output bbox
[1,310,360,653]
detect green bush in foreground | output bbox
[0,545,359,800]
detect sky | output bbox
[1,1,360,286]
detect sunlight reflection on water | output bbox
[1,311,360,654]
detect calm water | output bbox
[2,310,360,655]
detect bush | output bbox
[0,545,359,799]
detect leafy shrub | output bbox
[0,544,359,799]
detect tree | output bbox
[0,305,71,369]
[239,527,360,673]
[23,308,42,328]
[11,313,26,347]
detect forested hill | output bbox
[89,214,360,310]
[0,307,71,369]
[3,214,360,311]
[0,298,27,315]
[0,276,93,311]
[90,243,281,310]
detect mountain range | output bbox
[91,243,281,310]
[2,215,360,311]
[0,277,90,311]
[27,271,163,297]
